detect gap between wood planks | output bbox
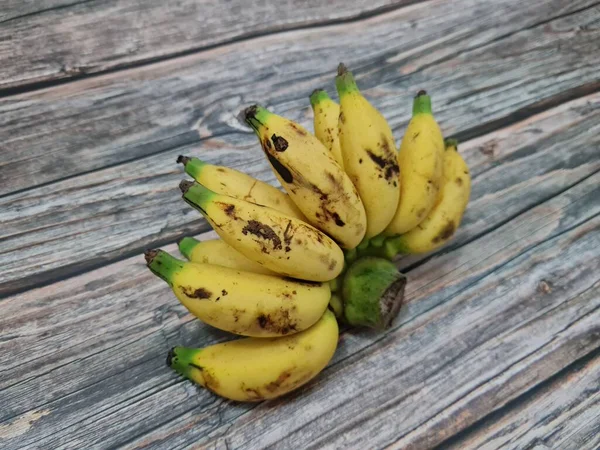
[0,0,426,98]
[432,345,600,450]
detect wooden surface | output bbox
[0,0,599,448]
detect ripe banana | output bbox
[177,155,305,220]
[167,309,339,402]
[310,89,344,168]
[178,236,277,276]
[180,181,344,281]
[384,90,444,235]
[336,64,400,239]
[145,249,331,337]
[244,105,366,249]
[383,139,471,254]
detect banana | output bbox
[178,236,277,276]
[167,309,339,402]
[336,64,400,239]
[384,90,444,235]
[244,105,366,250]
[180,181,344,281]
[310,89,344,168]
[177,155,305,220]
[145,249,331,337]
[383,139,471,254]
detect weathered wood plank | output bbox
[443,351,600,450]
[0,0,413,90]
[0,0,597,195]
[1,89,598,296]
[0,162,598,448]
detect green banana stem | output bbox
[342,257,406,329]
[179,180,216,214]
[309,89,331,107]
[244,104,271,132]
[167,346,199,379]
[178,236,199,260]
[177,155,207,180]
[144,249,186,286]
[413,90,432,115]
[335,63,359,96]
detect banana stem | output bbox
[177,155,207,180]
[144,249,186,285]
[413,90,432,116]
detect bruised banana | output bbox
[167,309,338,402]
[336,64,400,239]
[178,236,277,276]
[383,139,471,255]
[180,181,344,281]
[385,90,444,235]
[244,105,366,250]
[145,249,330,337]
[310,89,344,168]
[177,155,305,220]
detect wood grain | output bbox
[0,0,597,195]
[1,90,599,297]
[443,350,600,450]
[0,140,598,449]
[0,0,414,91]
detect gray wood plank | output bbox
[0,0,597,195]
[0,145,598,449]
[1,89,599,297]
[0,0,413,90]
[443,352,600,450]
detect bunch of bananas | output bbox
[144,63,471,402]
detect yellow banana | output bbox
[180,181,344,281]
[383,139,471,254]
[244,105,366,250]
[177,155,305,220]
[310,89,344,168]
[336,64,400,238]
[385,90,445,235]
[145,249,331,337]
[178,236,277,276]
[167,309,338,402]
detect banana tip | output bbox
[243,105,258,121]
[144,249,158,265]
[337,63,348,76]
[176,155,191,166]
[416,89,427,98]
[166,347,176,367]
[179,180,194,194]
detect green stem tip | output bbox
[178,236,199,260]
[413,90,432,116]
[342,257,406,329]
[144,249,186,286]
[243,104,271,132]
[177,156,207,180]
[444,138,459,150]
[310,89,331,108]
[167,346,200,378]
[335,62,359,96]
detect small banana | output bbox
[384,90,444,235]
[244,105,367,250]
[180,181,344,281]
[167,309,339,402]
[310,89,344,168]
[178,236,277,276]
[336,64,400,239]
[177,155,305,220]
[383,139,471,254]
[145,249,331,337]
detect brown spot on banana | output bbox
[266,153,294,183]
[289,123,308,136]
[256,309,298,335]
[181,286,212,299]
[455,177,463,186]
[265,370,293,392]
[432,221,456,243]
[242,220,282,251]
[271,134,289,152]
